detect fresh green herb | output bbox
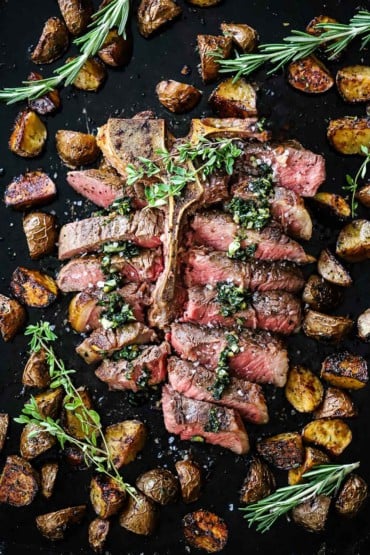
[15,322,135,497]
[136,365,150,389]
[98,292,136,330]
[190,435,205,443]
[343,145,370,217]
[227,197,271,230]
[111,345,140,362]
[175,137,243,176]
[205,408,222,433]
[228,242,257,261]
[212,333,240,400]
[0,0,130,104]
[216,282,251,317]
[241,462,360,533]
[102,241,140,258]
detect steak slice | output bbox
[183,287,301,335]
[170,323,288,387]
[58,209,164,260]
[162,385,249,455]
[67,168,124,208]
[57,257,104,292]
[184,248,305,293]
[203,172,230,205]
[76,323,157,364]
[167,357,269,424]
[189,210,314,264]
[95,342,170,392]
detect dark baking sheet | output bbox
[0,0,370,553]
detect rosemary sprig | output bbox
[219,10,370,79]
[15,322,136,497]
[241,462,359,533]
[343,145,370,218]
[0,0,130,104]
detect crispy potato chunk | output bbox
[9,110,47,158]
[41,462,59,499]
[285,365,323,413]
[187,0,221,5]
[357,308,370,341]
[0,293,26,342]
[156,80,202,113]
[314,387,357,420]
[357,183,370,208]
[56,129,100,168]
[335,474,368,517]
[175,459,202,503]
[22,348,50,388]
[209,78,257,118]
[35,388,63,419]
[0,414,9,453]
[313,192,351,221]
[336,65,370,103]
[257,432,304,470]
[288,56,334,94]
[288,446,330,485]
[292,495,331,533]
[36,505,86,540]
[89,518,110,554]
[220,23,257,52]
[321,351,368,390]
[302,275,342,312]
[317,248,352,286]
[188,117,270,141]
[336,219,370,262]
[136,468,179,505]
[197,34,232,83]
[105,420,146,469]
[57,0,93,35]
[23,212,58,260]
[302,418,352,456]
[20,423,56,460]
[327,117,370,155]
[137,0,182,38]
[119,489,158,535]
[0,455,39,507]
[90,474,126,518]
[5,171,57,211]
[303,310,353,342]
[70,57,106,91]
[11,267,58,308]
[306,15,338,37]
[240,456,275,504]
[31,17,69,64]
[62,387,95,440]
[28,72,61,115]
[183,510,228,553]
[98,29,131,67]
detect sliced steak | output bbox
[67,168,124,208]
[170,323,288,387]
[58,209,164,260]
[184,248,305,293]
[203,172,230,205]
[57,257,104,292]
[189,210,314,264]
[162,385,249,455]
[167,357,268,424]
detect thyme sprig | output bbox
[241,462,360,533]
[15,322,136,497]
[343,145,370,217]
[0,0,130,104]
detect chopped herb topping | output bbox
[226,197,271,230]
[190,435,205,443]
[228,241,257,261]
[216,282,251,317]
[102,241,140,258]
[212,333,240,400]
[111,344,140,361]
[136,365,150,389]
[98,292,136,330]
[205,407,222,433]
[94,196,133,217]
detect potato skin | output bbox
[9,110,47,158]
[90,474,126,518]
[175,459,202,503]
[88,518,110,553]
[10,267,59,308]
[321,351,368,390]
[57,0,93,35]
[327,117,370,155]
[183,510,228,553]
[292,495,331,533]
[288,55,334,94]
[313,192,351,221]
[5,171,57,211]
[302,275,342,312]
[357,183,370,208]
[240,456,275,504]
[156,80,202,113]
[357,308,370,342]
[137,0,182,38]
[34,388,63,419]
[105,420,146,469]
[306,15,338,37]
[136,468,179,505]
[317,248,352,287]
[36,505,86,540]
[335,474,368,517]
[41,462,59,499]
[197,34,232,83]
[98,29,131,67]
[56,130,100,168]
[303,310,353,342]
[22,348,51,388]
[20,423,56,460]
[70,57,106,91]
[62,387,95,440]
[302,418,352,456]
[0,293,26,342]
[257,432,304,470]
[336,219,370,262]
[288,446,330,485]
[336,65,370,103]
[220,23,257,52]
[285,365,324,413]
[119,489,158,536]
[209,78,257,118]
[0,414,9,453]
[31,17,69,64]
[23,212,58,260]
[314,387,357,420]
[28,72,61,115]
[0,455,39,507]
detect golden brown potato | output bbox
[23,212,58,260]
[336,65,370,103]
[28,72,61,115]
[70,57,106,91]
[175,459,202,504]
[56,129,100,168]
[22,348,50,388]
[317,248,352,287]
[0,294,26,342]
[62,387,95,440]
[0,455,39,507]
[321,351,368,390]
[68,291,98,333]
[105,420,146,469]
[306,15,338,37]
[313,192,351,221]
[302,418,352,456]
[357,183,370,208]
[98,29,131,67]
[137,0,182,38]
[187,0,221,6]
[36,505,86,540]
[20,423,56,460]
[183,510,228,553]
[197,34,232,83]
[10,267,58,308]
[335,474,368,517]
[303,310,353,342]
[240,456,275,504]
[88,518,110,554]
[5,171,57,211]
[156,80,202,113]
[136,468,179,505]
[336,219,370,262]
[302,275,342,312]
[119,489,158,535]
[220,22,257,52]
[327,117,370,155]
[90,474,126,518]
[57,0,93,35]
[34,388,63,419]
[0,414,9,453]
[41,462,59,499]
[9,110,47,158]
[64,445,86,468]
[31,17,69,64]
[257,432,304,470]
[288,56,334,94]
[314,387,357,420]
[209,78,257,118]
[285,365,324,413]
[292,495,331,533]
[357,308,370,341]
[288,446,330,485]
[188,117,270,141]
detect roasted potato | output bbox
[302,418,352,456]
[98,29,131,67]
[321,351,368,390]
[5,171,57,211]
[220,22,257,52]
[187,0,221,6]
[20,423,56,460]
[257,432,304,470]
[90,474,126,518]
[156,80,202,113]
[0,414,9,453]
[57,0,93,35]
[0,455,39,507]
[31,17,69,64]
[70,57,106,91]
[119,489,158,535]
[62,387,95,440]
[175,459,202,504]
[41,462,59,499]
[240,456,275,504]
[327,117,370,155]
[64,445,86,468]
[292,495,331,533]
[303,310,353,342]
[209,78,257,118]
[336,219,370,262]
[188,117,270,142]
[28,72,61,115]
[302,275,342,312]
[306,15,338,37]
[105,420,146,469]
[136,468,179,505]
[357,308,370,341]
[34,388,63,419]
[288,56,334,94]
[336,65,370,103]
[183,510,228,553]
[88,518,110,554]
[285,365,324,413]
[23,212,58,260]
[36,505,86,540]
[357,183,370,208]
[137,0,182,38]
[288,446,330,485]
[335,474,368,517]
[10,267,58,308]
[314,387,357,420]
[313,192,351,221]
[197,34,232,83]
[22,348,50,388]
[56,129,100,168]
[0,293,26,342]
[317,248,352,287]
[9,110,47,158]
